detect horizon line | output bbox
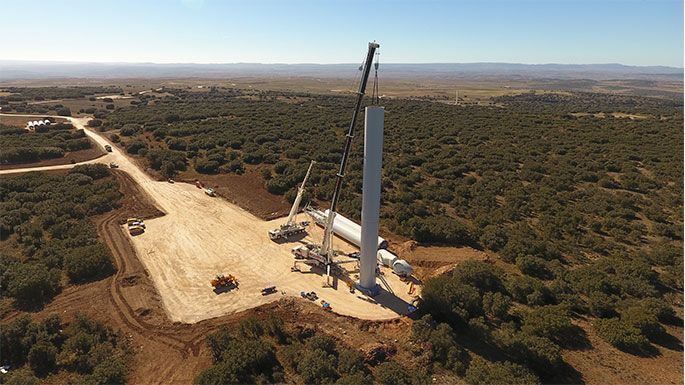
[1,59,682,70]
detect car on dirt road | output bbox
[109,162,119,168]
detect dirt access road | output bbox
[0,113,416,323]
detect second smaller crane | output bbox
[268,160,316,241]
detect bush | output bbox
[126,140,147,154]
[521,305,575,344]
[195,158,220,174]
[516,256,554,280]
[482,292,511,320]
[421,275,482,322]
[407,216,473,245]
[298,349,338,385]
[63,244,115,283]
[465,360,540,385]
[27,341,57,376]
[452,261,505,294]
[411,315,469,375]
[119,125,141,136]
[374,362,412,385]
[6,263,60,309]
[87,119,102,128]
[594,317,651,353]
[505,275,554,306]
[493,329,563,372]
[479,225,508,251]
[5,369,40,385]
[56,107,71,116]
[70,164,110,179]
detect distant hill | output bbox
[0,61,681,81]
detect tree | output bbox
[298,349,338,385]
[465,360,540,385]
[126,140,147,154]
[516,256,554,280]
[27,341,57,376]
[482,292,511,320]
[4,369,40,385]
[63,244,115,283]
[56,107,71,116]
[6,263,60,309]
[421,276,482,322]
[374,362,412,385]
[521,305,575,344]
[160,162,177,179]
[452,261,505,294]
[594,317,650,353]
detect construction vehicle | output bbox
[205,188,216,197]
[261,286,277,295]
[211,274,238,289]
[104,144,112,152]
[269,160,316,241]
[109,162,119,168]
[128,225,144,236]
[300,291,318,301]
[127,217,143,225]
[291,42,379,286]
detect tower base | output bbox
[356,282,380,297]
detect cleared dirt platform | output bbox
[125,182,418,323]
[0,113,418,324]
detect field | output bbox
[0,82,682,385]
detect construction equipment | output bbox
[269,160,316,241]
[211,274,238,289]
[128,225,144,236]
[300,291,318,301]
[291,42,380,285]
[127,217,143,225]
[205,188,216,197]
[261,286,277,295]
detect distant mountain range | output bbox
[0,60,682,81]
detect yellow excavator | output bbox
[211,274,238,290]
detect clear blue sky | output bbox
[2,0,683,67]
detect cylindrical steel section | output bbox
[359,107,384,290]
[322,209,387,249]
[377,249,398,267]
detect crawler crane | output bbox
[269,160,316,240]
[291,42,380,285]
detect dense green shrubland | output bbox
[0,313,130,384]
[0,123,92,164]
[195,316,426,385]
[0,165,120,309]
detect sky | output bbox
[2,0,683,67]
